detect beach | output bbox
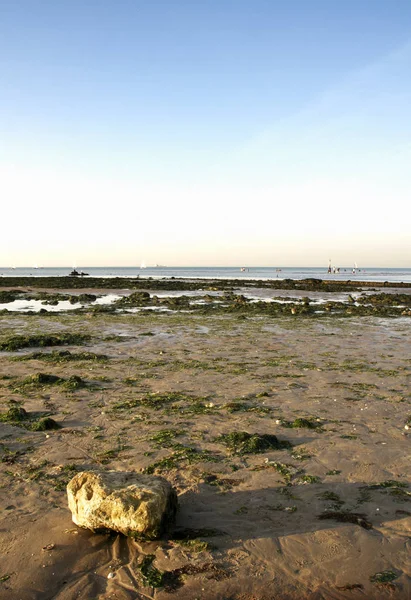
[0,279,410,600]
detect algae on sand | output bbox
[0,332,91,351]
[217,431,292,455]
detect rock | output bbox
[67,471,177,539]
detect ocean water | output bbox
[0,266,411,283]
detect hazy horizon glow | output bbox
[1,1,410,268]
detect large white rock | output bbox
[67,471,177,538]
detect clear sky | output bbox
[1,0,410,267]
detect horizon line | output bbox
[0,265,408,270]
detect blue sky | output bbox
[1,1,411,266]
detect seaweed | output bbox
[142,392,200,409]
[0,290,22,302]
[0,404,61,432]
[172,538,210,552]
[144,446,221,473]
[318,511,372,530]
[318,491,345,509]
[291,448,312,461]
[13,350,108,363]
[336,584,363,591]
[203,474,242,491]
[149,429,184,447]
[62,375,87,391]
[0,332,90,351]
[217,431,292,455]
[30,417,61,431]
[223,400,272,414]
[298,474,321,484]
[138,555,227,592]
[138,555,164,587]
[281,417,323,430]
[369,479,408,489]
[387,488,411,502]
[11,372,87,392]
[270,504,297,513]
[370,570,399,584]
[0,406,29,422]
[27,373,61,384]
[268,461,301,483]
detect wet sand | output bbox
[0,290,410,599]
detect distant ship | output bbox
[140,262,146,269]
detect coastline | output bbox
[0,281,410,599]
[1,275,411,291]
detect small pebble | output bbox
[42,543,55,551]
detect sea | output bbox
[1,266,411,284]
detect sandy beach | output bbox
[0,282,410,600]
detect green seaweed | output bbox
[11,372,87,392]
[139,555,164,588]
[299,474,321,484]
[217,431,292,455]
[149,429,184,447]
[144,446,221,473]
[0,406,29,423]
[369,480,408,489]
[0,404,61,432]
[269,461,301,483]
[291,448,312,461]
[281,417,323,430]
[370,570,398,584]
[30,417,61,431]
[62,375,87,391]
[318,511,372,529]
[318,491,345,508]
[336,584,364,591]
[13,350,108,363]
[0,332,91,351]
[172,538,210,552]
[223,400,271,414]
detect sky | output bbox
[1,0,411,267]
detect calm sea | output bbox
[1,266,411,283]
